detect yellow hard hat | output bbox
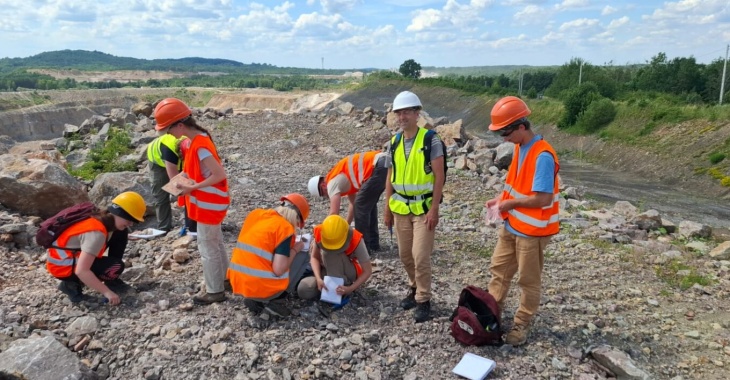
[320,215,349,250]
[110,191,146,222]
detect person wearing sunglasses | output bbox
[227,193,311,317]
[485,96,560,346]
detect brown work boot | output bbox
[193,292,226,305]
[505,324,529,346]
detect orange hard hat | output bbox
[280,193,310,223]
[154,98,192,130]
[488,96,531,130]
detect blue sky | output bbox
[0,0,728,70]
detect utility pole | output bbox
[720,44,729,105]
[578,60,585,85]
[321,57,324,70]
[518,69,524,96]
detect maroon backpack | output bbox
[36,202,99,248]
[449,285,503,346]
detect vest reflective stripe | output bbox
[388,128,434,216]
[183,134,230,224]
[500,140,560,237]
[313,226,364,278]
[46,218,107,278]
[325,151,378,197]
[146,135,181,168]
[227,209,294,299]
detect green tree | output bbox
[558,82,601,129]
[399,59,422,79]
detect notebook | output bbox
[452,352,496,380]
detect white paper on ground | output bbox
[452,352,496,380]
[129,228,167,239]
[296,233,312,252]
[320,276,344,304]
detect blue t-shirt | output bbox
[505,135,555,237]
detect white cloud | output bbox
[318,0,361,14]
[503,0,547,5]
[607,16,629,29]
[514,5,543,23]
[558,18,599,32]
[406,0,491,32]
[554,0,588,11]
[601,6,616,16]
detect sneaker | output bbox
[264,300,291,317]
[400,287,417,310]
[105,279,133,294]
[243,298,264,314]
[193,292,226,305]
[413,301,431,323]
[505,324,529,346]
[58,280,83,303]
[224,279,232,292]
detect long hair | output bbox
[181,117,214,143]
[274,205,300,230]
[95,210,117,232]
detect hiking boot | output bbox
[413,301,431,323]
[505,324,529,346]
[105,279,133,294]
[243,298,264,314]
[400,287,417,310]
[264,300,291,317]
[58,280,83,303]
[193,292,226,305]
[224,279,232,292]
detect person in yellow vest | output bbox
[175,137,197,237]
[47,192,146,305]
[485,96,560,346]
[227,193,310,317]
[146,133,186,232]
[297,215,373,301]
[307,150,388,252]
[383,91,445,323]
[155,98,230,305]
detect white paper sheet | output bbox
[129,228,167,239]
[452,352,496,380]
[296,233,312,252]
[320,276,344,305]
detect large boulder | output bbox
[435,119,466,147]
[0,335,98,380]
[88,172,154,216]
[0,154,89,218]
[494,142,515,170]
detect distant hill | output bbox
[0,50,350,75]
[423,65,560,77]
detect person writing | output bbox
[47,192,146,305]
[297,215,373,301]
[146,132,186,232]
[383,91,445,323]
[485,96,560,346]
[307,150,388,252]
[155,98,230,305]
[227,193,311,317]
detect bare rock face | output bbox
[435,119,466,146]
[0,335,98,380]
[0,154,88,218]
[131,102,154,117]
[88,172,154,216]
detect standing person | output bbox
[146,133,185,232]
[485,96,560,346]
[227,194,310,317]
[156,98,230,305]
[47,192,146,305]
[176,137,197,237]
[307,150,388,252]
[297,215,373,301]
[383,91,445,323]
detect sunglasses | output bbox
[498,126,518,137]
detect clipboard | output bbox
[162,173,194,196]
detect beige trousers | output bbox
[394,213,435,303]
[488,226,551,326]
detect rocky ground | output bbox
[1,103,730,380]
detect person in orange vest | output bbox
[47,192,146,305]
[155,98,230,305]
[176,137,197,238]
[227,193,311,317]
[485,96,560,346]
[307,150,388,252]
[297,215,373,301]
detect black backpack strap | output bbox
[389,133,402,181]
[423,129,435,174]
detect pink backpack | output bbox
[449,285,503,346]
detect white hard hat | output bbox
[392,91,422,111]
[308,176,323,197]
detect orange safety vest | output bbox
[500,139,560,237]
[312,226,364,277]
[227,209,295,299]
[183,134,230,224]
[325,151,379,197]
[46,218,107,278]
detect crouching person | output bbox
[298,215,372,301]
[47,192,146,305]
[227,193,310,317]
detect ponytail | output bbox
[182,117,214,143]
